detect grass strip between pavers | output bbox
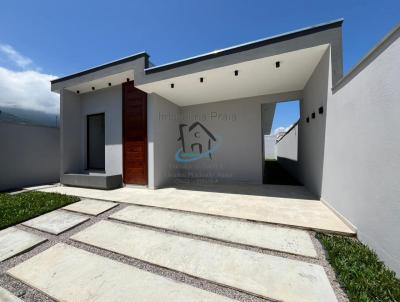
[0,191,80,230]
[317,233,400,302]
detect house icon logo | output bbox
[176,122,221,163]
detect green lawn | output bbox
[0,191,79,230]
[317,233,400,302]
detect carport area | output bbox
[39,183,354,235]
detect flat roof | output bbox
[51,19,342,85]
[145,19,343,74]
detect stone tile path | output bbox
[72,220,337,302]
[0,227,46,262]
[8,243,234,302]
[22,210,89,235]
[110,205,317,257]
[63,199,118,216]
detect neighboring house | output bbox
[276,122,298,178]
[263,135,277,160]
[50,20,400,274]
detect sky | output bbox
[0,0,398,127]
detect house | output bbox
[52,19,346,190]
[50,19,400,275]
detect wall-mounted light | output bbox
[319,106,324,114]
[234,70,239,76]
[91,87,95,91]
[170,83,174,88]
[108,83,112,87]
[306,117,310,123]
[76,90,80,94]
[275,61,281,68]
[126,78,130,82]
[200,77,204,83]
[311,112,316,119]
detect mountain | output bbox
[0,106,59,127]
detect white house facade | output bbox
[51,20,400,274]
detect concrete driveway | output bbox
[39,183,355,235]
[0,184,352,302]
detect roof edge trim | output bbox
[51,52,149,84]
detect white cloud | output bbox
[0,43,59,115]
[0,44,33,69]
[0,67,59,114]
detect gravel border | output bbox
[0,198,349,302]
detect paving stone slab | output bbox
[63,199,118,216]
[72,220,338,302]
[110,205,317,257]
[40,185,355,234]
[7,243,234,302]
[0,287,23,302]
[22,210,89,235]
[0,227,46,262]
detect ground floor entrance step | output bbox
[7,243,234,302]
[110,205,317,258]
[61,173,122,190]
[71,220,338,302]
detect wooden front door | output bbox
[123,82,148,185]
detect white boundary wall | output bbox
[322,26,400,276]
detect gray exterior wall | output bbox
[60,86,122,175]
[147,93,180,188]
[277,124,298,177]
[297,49,331,196]
[322,27,400,275]
[177,92,300,185]
[180,96,264,184]
[80,85,122,174]
[0,122,59,191]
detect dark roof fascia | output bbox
[145,19,343,74]
[51,52,149,84]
